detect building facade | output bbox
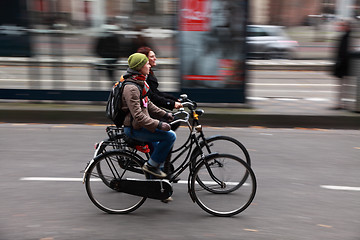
[28,0,359,28]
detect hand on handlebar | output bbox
[158,121,171,131]
[174,102,183,109]
[178,94,197,110]
[164,112,174,122]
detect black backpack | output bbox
[106,79,142,127]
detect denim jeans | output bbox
[124,127,176,166]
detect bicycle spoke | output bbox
[191,154,256,217]
[85,151,147,214]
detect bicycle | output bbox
[92,94,251,174]
[83,101,257,217]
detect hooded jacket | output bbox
[121,68,167,132]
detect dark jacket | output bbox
[146,70,178,110]
[334,30,351,78]
[122,69,167,132]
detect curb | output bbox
[1,108,360,129]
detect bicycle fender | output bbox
[189,135,222,162]
[193,152,220,169]
[93,140,106,158]
[188,152,220,202]
[82,158,95,184]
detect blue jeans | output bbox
[124,127,176,166]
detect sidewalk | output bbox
[0,56,333,71]
[0,56,359,129]
[1,98,359,129]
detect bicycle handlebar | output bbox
[181,101,195,109]
[169,110,190,126]
[169,94,202,126]
[179,94,197,110]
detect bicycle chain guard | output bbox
[109,178,173,200]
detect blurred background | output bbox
[0,0,359,102]
[2,3,360,240]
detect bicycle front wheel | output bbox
[201,135,251,166]
[85,150,147,214]
[190,154,256,217]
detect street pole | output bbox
[336,0,354,19]
[91,0,106,28]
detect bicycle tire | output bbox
[96,149,145,188]
[94,134,149,188]
[85,150,147,214]
[190,153,256,217]
[95,134,149,160]
[197,135,251,166]
[165,135,251,177]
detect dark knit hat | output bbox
[128,53,148,71]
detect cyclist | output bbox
[136,47,182,181]
[137,46,183,112]
[122,53,176,178]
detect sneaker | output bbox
[161,197,173,203]
[142,162,167,178]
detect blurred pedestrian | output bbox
[93,24,121,82]
[332,20,352,110]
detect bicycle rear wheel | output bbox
[190,153,256,217]
[85,150,147,214]
[94,133,127,157]
[94,134,149,164]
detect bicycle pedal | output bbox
[166,173,180,183]
[172,177,180,183]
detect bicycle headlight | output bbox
[196,109,204,116]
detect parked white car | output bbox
[247,25,298,59]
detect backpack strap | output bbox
[122,81,143,102]
[122,80,144,128]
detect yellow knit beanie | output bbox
[128,53,148,71]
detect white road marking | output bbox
[20,177,85,182]
[247,97,269,101]
[247,97,330,102]
[305,98,329,101]
[252,90,334,93]
[248,83,337,87]
[274,98,299,101]
[19,177,245,186]
[320,185,360,191]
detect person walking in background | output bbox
[93,24,121,82]
[137,47,182,111]
[332,20,352,110]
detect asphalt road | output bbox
[1,124,359,240]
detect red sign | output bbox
[180,0,210,31]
